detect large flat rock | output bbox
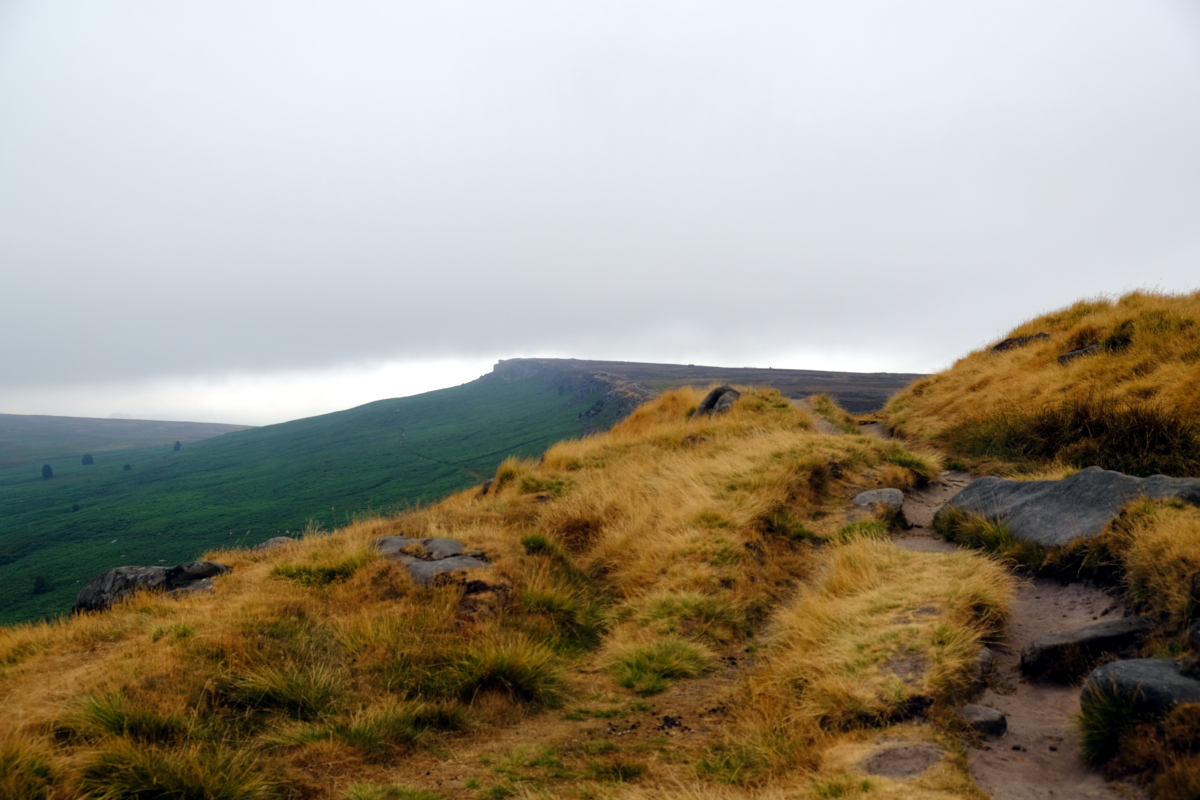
[375,536,490,585]
[1021,616,1152,681]
[1082,658,1200,718]
[938,466,1200,547]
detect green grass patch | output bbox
[0,742,56,800]
[59,693,189,744]
[586,761,647,782]
[216,664,343,719]
[934,507,1046,570]
[607,637,713,696]
[271,554,370,586]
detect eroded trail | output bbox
[898,475,1131,800]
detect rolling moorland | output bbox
[0,360,919,626]
[2,290,1198,800]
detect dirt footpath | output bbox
[898,475,1135,800]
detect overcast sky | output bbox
[2,1,1198,425]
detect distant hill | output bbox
[0,358,920,624]
[0,414,252,470]
[497,357,925,413]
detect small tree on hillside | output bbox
[173,441,181,452]
[82,453,94,465]
[42,464,53,480]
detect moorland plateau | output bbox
[1,290,1199,800]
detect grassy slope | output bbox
[0,415,251,470]
[0,386,1010,800]
[0,368,627,625]
[886,290,1200,476]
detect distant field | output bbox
[0,414,251,470]
[0,358,920,625]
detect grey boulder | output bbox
[937,466,1200,547]
[375,536,490,585]
[957,704,1007,737]
[1082,659,1200,719]
[73,561,229,614]
[853,488,904,514]
[1021,616,1152,681]
[694,386,740,418]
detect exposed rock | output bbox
[73,561,229,614]
[475,478,495,498]
[937,466,1200,548]
[252,536,297,551]
[990,333,1050,353]
[1021,616,1152,681]
[862,743,943,778]
[1058,344,1101,365]
[693,386,740,418]
[853,488,904,514]
[375,536,490,585]
[957,704,1007,737]
[1082,659,1200,719]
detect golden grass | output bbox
[700,537,1011,785]
[886,290,1200,476]
[0,385,1010,798]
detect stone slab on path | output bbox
[375,535,490,585]
[1021,616,1153,682]
[73,561,229,614]
[938,466,1200,547]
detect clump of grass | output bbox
[934,507,1047,571]
[605,637,714,695]
[880,443,942,485]
[80,742,272,800]
[1078,685,1147,765]
[834,520,889,541]
[621,591,749,645]
[0,741,56,800]
[295,701,465,760]
[271,553,370,586]
[426,639,568,707]
[586,761,648,782]
[520,583,606,653]
[216,664,343,719]
[60,693,189,743]
[519,476,569,497]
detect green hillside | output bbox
[0,364,633,625]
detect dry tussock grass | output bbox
[0,386,1010,799]
[700,537,1010,785]
[887,290,1200,476]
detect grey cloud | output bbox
[1,0,1198,391]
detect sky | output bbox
[2,1,1198,426]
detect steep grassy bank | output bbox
[886,291,1200,477]
[0,387,1011,800]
